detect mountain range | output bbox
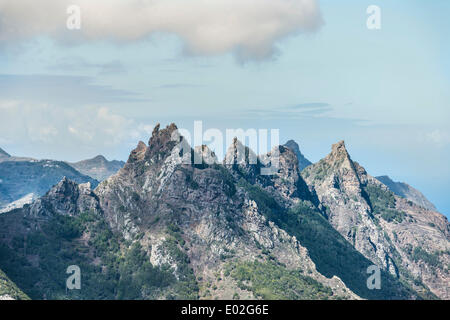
[375,176,437,212]
[0,124,448,300]
[69,155,125,182]
[0,149,125,214]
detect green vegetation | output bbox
[411,247,442,269]
[0,212,178,300]
[363,184,406,223]
[227,261,333,300]
[116,242,175,299]
[238,179,417,300]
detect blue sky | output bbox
[0,0,449,215]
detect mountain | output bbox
[68,155,125,182]
[0,159,99,211]
[302,141,450,299]
[0,147,10,159]
[283,140,312,171]
[0,125,448,300]
[376,175,437,211]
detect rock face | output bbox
[0,159,98,211]
[302,141,450,299]
[69,155,125,182]
[0,125,447,300]
[376,175,437,211]
[283,140,312,171]
[94,124,359,299]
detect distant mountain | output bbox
[283,140,312,171]
[0,159,98,211]
[2,124,446,300]
[68,155,125,181]
[376,176,437,211]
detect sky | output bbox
[0,0,449,215]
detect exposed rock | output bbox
[0,124,447,300]
[28,177,101,218]
[0,159,98,211]
[0,193,37,214]
[194,145,218,165]
[94,124,359,299]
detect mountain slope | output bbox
[283,140,312,171]
[0,148,10,159]
[0,159,98,211]
[94,124,357,299]
[376,175,437,211]
[302,141,450,299]
[69,155,125,181]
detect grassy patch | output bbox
[363,184,406,223]
[228,261,333,300]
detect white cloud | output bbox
[0,0,323,60]
[0,100,152,159]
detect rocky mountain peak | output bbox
[224,138,257,166]
[0,147,10,158]
[265,145,315,203]
[146,123,181,162]
[149,123,178,144]
[376,175,438,211]
[277,145,299,172]
[69,155,125,182]
[283,140,312,171]
[330,140,350,160]
[128,141,147,163]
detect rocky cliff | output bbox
[0,126,447,300]
[376,175,437,211]
[69,155,125,182]
[302,141,450,299]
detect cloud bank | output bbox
[0,0,323,60]
[0,99,153,160]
